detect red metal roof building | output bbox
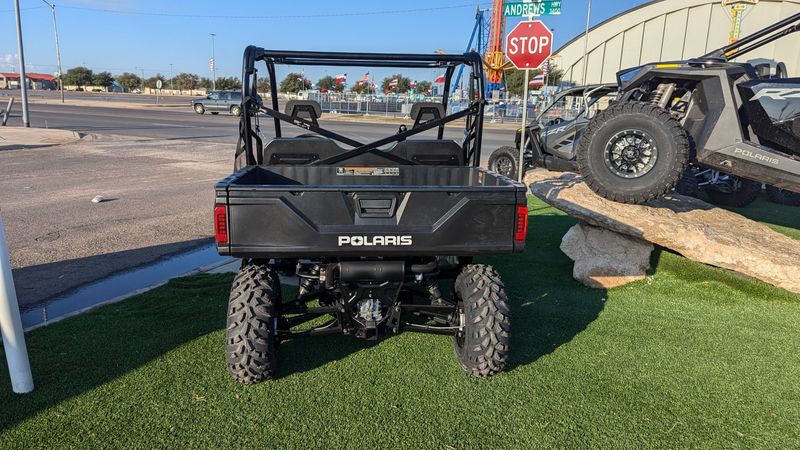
[0,72,58,90]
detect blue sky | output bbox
[1,0,640,83]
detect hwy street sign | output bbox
[504,1,561,17]
[156,79,162,89]
[505,20,553,69]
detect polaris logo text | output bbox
[751,88,800,101]
[734,148,779,165]
[338,235,413,246]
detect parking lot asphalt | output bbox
[1,101,517,307]
[3,97,515,154]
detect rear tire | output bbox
[226,261,281,384]
[230,105,241,116]
[488,146,521,180]
[577,102,689,204]
[453,264,510,377]
[766,185,800,206]
[704,177,761,207]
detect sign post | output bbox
[156,79,162,105]
[0,211,34,394]
[505,20,553,181]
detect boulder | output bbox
[527,170,800,294]
[561,222,654,289]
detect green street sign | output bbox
[503,1,561,17]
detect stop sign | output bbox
[505,21,553,70]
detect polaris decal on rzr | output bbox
[337,235,413,246]
[734,148,780,165]
[750,88,800,101]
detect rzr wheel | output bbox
[488,146,521,181]
[453,264,510,377]
[766,185,800,206]
[577,102,689,204]
[226,261,281,383]
[704,177,761,207]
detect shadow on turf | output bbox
[0,211,606,426]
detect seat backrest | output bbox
[263,136,342,165]
[393,139,464,166]
[410,102,445,128]
[284,100,322,120]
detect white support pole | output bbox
[0,212,33,394]
[518,69,530,182]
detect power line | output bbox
[55,2,492,20]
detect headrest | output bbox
[285,100,322,120]
[410,102,445,122]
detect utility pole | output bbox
[41,0,64,103]
[13,0,30,127]
[140,68,145,92]
[581,0,592,85]
[169,63,174,90]
[210,33,217,91]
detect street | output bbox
[2,95,514,160]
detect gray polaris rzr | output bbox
[488,84,617,180]
[570,13,800,205]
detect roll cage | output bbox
[236,46,487,168]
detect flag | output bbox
[529,75,545,87]
[434,74,445,84]
[297,70,305,81]
[356,72,370,85]
[335,73,347,83]
[388,78,399,88]
[541,60,550,77]
[409,80,416,89]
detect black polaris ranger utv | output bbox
[213,47,528,383]
[570,12,800,204]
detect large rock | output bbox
[527,170,800,294]
[561,222,654,289]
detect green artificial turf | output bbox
[1,197,798,448]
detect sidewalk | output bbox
[0,126,84,150]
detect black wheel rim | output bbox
[493,156,514,176]
[604,129,658,179]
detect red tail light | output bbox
[514,204,528,243]
[214,205,228,244]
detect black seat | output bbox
[284,100,322,120]
[393,139,464,166]
[410,102,445,128]
[264,137,342,165]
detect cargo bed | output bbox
[215,165,527,257]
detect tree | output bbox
[198,77,213,89]
[350,81,371,94]
[256,77,271,93]
[504,64,564,96]
[116,72,140,92]
[91,71,114,88]
[143,73,167,89]
[381,74,411,93]
[173,72,199,90]
[279,72,306,93]
[215,76,241,90]
[317,76,343,93]
[415,80,432,94]
[63,66,93,88]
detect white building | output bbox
[555,0,800,86]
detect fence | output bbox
[296,90,551,124]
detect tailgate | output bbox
[215,166,527,257]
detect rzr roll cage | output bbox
[237,46,486,167]
[703,11,800,61]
